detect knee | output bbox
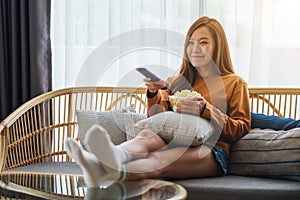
[129,130,166,154]
[136,129,164,143]
[136,129,157,138]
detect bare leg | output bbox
[84,125,218,181]
[118,129,167,160]
[125,145,219,180]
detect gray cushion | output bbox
[173,175,300,200]
[229,128,300,182]
[4,163,300,200]
[4,162,82,175]
[76,109,146,145]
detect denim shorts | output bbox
[204,142,229,176]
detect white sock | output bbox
[64,138,108,187]
[84,124,130,181]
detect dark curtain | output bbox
[0,0,52,122]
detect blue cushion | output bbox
[251,112,300,130]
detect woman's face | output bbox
[186,26,215,69]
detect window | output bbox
[51,0,300,89]
[51,0,205,88]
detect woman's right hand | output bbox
[144,78,166,93]
[176,96,206,116]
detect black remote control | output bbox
[136,67,161,82]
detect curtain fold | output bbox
[0,0,52,122]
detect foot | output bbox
[64,138,108,187]
[84,125,128,181]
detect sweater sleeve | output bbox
[201,80,251,144]
[147,89,171,117]
[146,77,175,117]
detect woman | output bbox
[65,16,251,187]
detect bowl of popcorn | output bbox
[169,89,202,112]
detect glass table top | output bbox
[0,172,187,199]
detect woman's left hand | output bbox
[176,97,206,116]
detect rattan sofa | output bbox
[1,87,300,200]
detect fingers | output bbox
[176,98,206,116]
[143,78,151,82]
[144,79,166,93]
[144,79,165,86]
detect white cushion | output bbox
[126,111,214,146]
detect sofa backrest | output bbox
[249,88,300,119]
[0,87,300,171]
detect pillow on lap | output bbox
[229,128,300,181]
[77,108,146,146]
[125,111,215,146]
[123,112,149,141]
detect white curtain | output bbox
[51,0,300,89]
[51,0,205,88]
[247,0,300,87]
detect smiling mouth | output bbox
[191,55,205,59]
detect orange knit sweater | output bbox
[147,74,251,155]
